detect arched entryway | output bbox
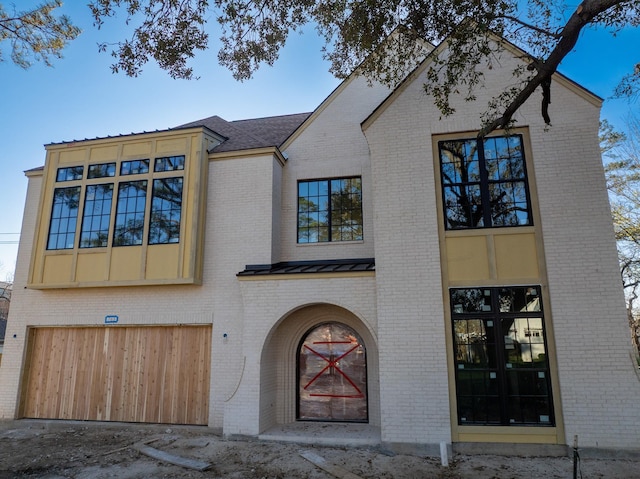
[297,322,367,422]
[258,303,379,432]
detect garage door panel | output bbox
[21,326,211,425]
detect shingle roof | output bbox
[237,258,375,276]
[177,112,311,153]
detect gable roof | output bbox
[177,113,311,153]
[361,29,602,131]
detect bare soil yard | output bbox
[0,420,638,478]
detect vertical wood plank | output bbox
[22,325,211,425]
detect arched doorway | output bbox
[297,322,368,422]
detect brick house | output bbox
[0,34,638,454]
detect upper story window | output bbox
[47,156,184,250]
[56,166,84,182]
[154,155,185,172]
[80,184,113,248]
[88,162,116,179]
[297,177,363,243]
[47,186,80,249]
[439,135,532,230]
[120,159,149,175]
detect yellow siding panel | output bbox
[58,149,85,164]
[76,252,108,283]
[446,236,490,282]
[30,129,211,288]
[109,247,142,281]
[89,145,119,161]
[456,426,562,444]
[495,233,539,280]
[146,244,179,280]
[156,138,187,153]
[43,254,74,283]
[122,141,152,157]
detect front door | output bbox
[297,322,367,422]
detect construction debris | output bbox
[134,443,211,471]
[299,450,364,479]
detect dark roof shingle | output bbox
[177,112,311,153]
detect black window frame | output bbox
[149,177,183,244]
[439,134,533,230]
[297,176,363,244]
[79,183,114,248]
[450,285,555,427]
[47,186,81,250]
[46,155,186,251]
[113,180,148,247]
[56,166,84,182]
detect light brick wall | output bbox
[280,75,393,262]
[223,277,378,436]
[529,90,640,448]
[364,46,640,448]
[0,173,41,418]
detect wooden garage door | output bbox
[21,325,211,425]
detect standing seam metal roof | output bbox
[237,258,375,276]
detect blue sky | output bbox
[0,2,638,279]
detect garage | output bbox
[20,325,211,425]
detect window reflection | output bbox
[451,286,553,426]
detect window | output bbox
[47,187,80,249]
[149,178,183,244]
[298,322,368,422]
[114,181,147,246]
[298,177,363,243]
[451,286,554,426]
[120,159,149,175]
[439,135,532,229]
[80,184,113,248]
[46,155,185,250]
[56,166,83,182]
[88,162,116,179]
[155,155,185,172]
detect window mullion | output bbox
[477,139,493,228]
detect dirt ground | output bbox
[1,420,639,479]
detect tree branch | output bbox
[479,0,629,138]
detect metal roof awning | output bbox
[237,258,375,277]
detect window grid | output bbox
[47,186,81,250]
[439,135,532,230]
[88,163,116,179]
[113,181,147,246]
[80,184,114,248]
[451,286,554,427]
[154,155,185,172]
[120,159,149,176]
[56,166,83,182]
[298,177,363,243]
[149,178,183,244]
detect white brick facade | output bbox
[0,36,638,454]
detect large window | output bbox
[114,181,147,246]
[297,177,363,243]
[439,135,532,229]
[149,178,183,244]
[47,187,80,249]
[451,286,554,426]
[80,184,113,248]
[46,156,184,250]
